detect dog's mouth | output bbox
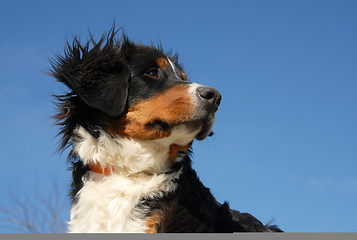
[144,113,215,141]
[151,113,216,141]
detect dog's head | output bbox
[51,30,221,173]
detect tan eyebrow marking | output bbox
[156,58,168,69]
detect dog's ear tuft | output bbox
[50,30,130,117]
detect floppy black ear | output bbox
[51,32,130,117]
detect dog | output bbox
[50,28,282,233]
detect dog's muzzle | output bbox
[192,85,221,140]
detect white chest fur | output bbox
[68,170,180,233]
[68,126,196,232]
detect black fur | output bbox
[137,154,282,232]
[51,30,130,117]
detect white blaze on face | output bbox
[167,58,180,79]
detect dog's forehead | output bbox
[129,45,183,73]
[129,46,164,64]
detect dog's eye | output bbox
[145,68,160,79]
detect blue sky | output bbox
[0,0,356,233]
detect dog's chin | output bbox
[195,123,214,140]
[192,115,215,141]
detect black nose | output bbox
[197,86,222,107]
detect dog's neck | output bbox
[87,162,112,175]
[72,126,195,176]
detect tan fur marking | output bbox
[107,84,194,139]
[145,212,161,233]
[182,72,187,81]
[168,143,191,163]
[156,57,168,69]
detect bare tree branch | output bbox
[0,179,68,233]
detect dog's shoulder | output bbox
[141,154,280,232]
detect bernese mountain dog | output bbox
[50,28,282,233]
